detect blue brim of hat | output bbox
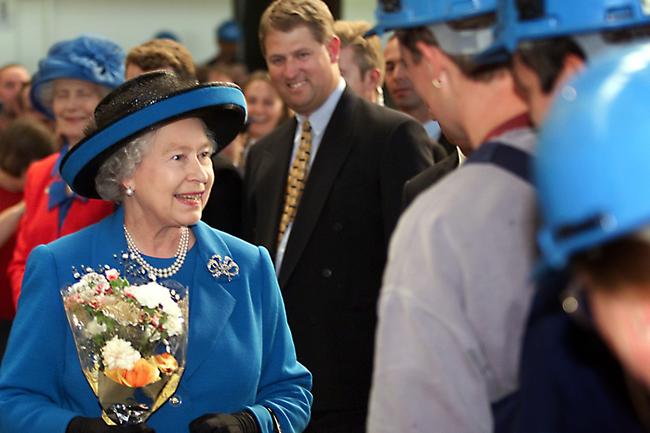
[60,84,246,199]
[474,42,513,66]
[365,18,431,37]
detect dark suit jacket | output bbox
[243,87,433,418]
[402,135,460,209]
[202,155,243,237]
[505,271,647,433]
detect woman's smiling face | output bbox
[245,78,285,140]
[52,79,103,145]
[124,117,215,229]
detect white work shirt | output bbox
[368,127,537,433]
[275,78,346,273]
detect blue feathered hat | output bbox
[31,34,125,119]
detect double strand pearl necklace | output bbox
[123,225,189,280]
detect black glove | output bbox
[66,416,156,433]
[189,411,260,433]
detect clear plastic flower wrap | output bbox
[61,267,188,425]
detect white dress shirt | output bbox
[275,78,346,272]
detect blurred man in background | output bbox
[335,20,384,104]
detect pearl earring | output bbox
[432,78,443,89]
[125,186,134,197]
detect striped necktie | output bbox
[278,120,312,244]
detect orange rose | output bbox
[105,358,161,387]
[105,367,129,386]
[154,353,179,375]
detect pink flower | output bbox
[105,269,119,281]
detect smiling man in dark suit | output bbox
[243,1,433,432]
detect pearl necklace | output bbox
[123,225,189,280]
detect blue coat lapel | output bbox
[93,206,128,265]
[183,221,236,381]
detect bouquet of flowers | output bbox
[61,267,189,425]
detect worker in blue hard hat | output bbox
[206,19,243,67]
[484,0,650,126]
[524,43,650,433]
[366,1,537,432]
[473,1,650,430]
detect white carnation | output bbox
[159,296,181,320]
[125,283,184,336]
[101,336,141,370]
[82,272,110,290]
[163,314,182,337]
[126,283,170,309]
[85,318,107,337]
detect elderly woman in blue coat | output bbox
[0,71,312,433]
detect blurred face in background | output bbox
[17,83,52,128]
[512,51,584,128]
[0,65,30,116]
[125,63,148,80]
[384,37,425,112]
[51,79,103,146]
[245,78,285,140]
[512,54,552,128]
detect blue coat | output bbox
[0,207,312,433]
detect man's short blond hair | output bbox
[259,0,335,55]
[126,39,196,80]
[334,20,384,82]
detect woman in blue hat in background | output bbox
[7,34,124,305]
[0,70,312,433]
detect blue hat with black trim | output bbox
[30,34,125,119]
[60,71,247,199]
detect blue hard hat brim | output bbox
[474,43,513,65]
[366,17,441,37]
[60,84,246,199]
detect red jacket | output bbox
[8,152,114,306]
[0,187,22,320]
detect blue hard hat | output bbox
[216,19,242,43]
[154,30,181,42]
[368,0,498,57]
[369,0,496,34]
[536,43,650,270]
[486,0,650,57]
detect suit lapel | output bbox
[255,119,296,256]
[183,222,237,381]
[278,89,357,287]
